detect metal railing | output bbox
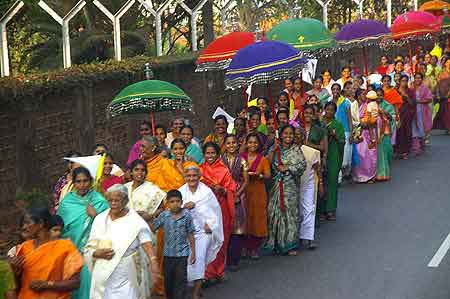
[0,0,418,77]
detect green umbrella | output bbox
[107,80,192,118]
[442,15,450,34]
[266,18,335,56]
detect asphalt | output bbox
[204,134,450,299]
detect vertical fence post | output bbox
[0,1,24,77]
[93,0,136,61]
[386,0,392,27]
[38,0,86,69]
[176,0,209,51]
[315,0,330,28]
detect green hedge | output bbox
[0,53,198,111]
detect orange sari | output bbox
[16,239,83,299]
[145,155,185,296]
[200,159,237,279]
[383,88,403,110]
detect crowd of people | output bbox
[3,45,450,299]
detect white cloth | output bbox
[323,80,336,95]
[336,78,352,89]
[165,132,200,148]
[342,132,352,170]
[178,182,223,281]
[85,209,152,299]
[299,146,321,241]
[350,100,360,127]
[125,181,166,216]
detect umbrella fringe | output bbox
[335,34,391,52]
[107,97,193,118]
[195,59,232,72]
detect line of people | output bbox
[4,48,450,299]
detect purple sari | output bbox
[395,88,416,156]
[412,84,433,154]
[352,102,377,183]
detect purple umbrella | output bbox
[336,19,390,75]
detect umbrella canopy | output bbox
[195,31,255,72]
[419,0,449,16]
[440,14,450,34]
[336,19,390,50]
[266,18,335,56]
[107,80,192,117]
[224,40,307,90]
[391,11,440,40]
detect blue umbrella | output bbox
[224,40,307,90]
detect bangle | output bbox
[150,256,158,261]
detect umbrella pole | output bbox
[408,43,414,74]
[267,82,285,213]
[362,46,369,76]
[150,112,156,136]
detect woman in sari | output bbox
[240,133,271,259]
[85,184,160,299]
[411,73,433,155]
[204,115,228,152]
[221,134,249,270]
[52,151,81,213]
[352,91,378,183]
[57,167,109,299]
[170,138,199,175]
[322,70,335,95]
[200,142,237,283]
[180,125,204,164]
[234,117,248,152]
[396,75,417,159]
[10,207,83,299]
[375,89,396,181]
[322,102,345,221]
[264,125,306,256]
[306,77,331,106]
[124,159,166,299]
[433,57,450,134]
[99,153,124,194]
[127,121,152,167]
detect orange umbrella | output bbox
[419,0,449,16]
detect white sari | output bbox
[124,181,165,298]
[85,209,152,299]
[178,182,223,281]
[299,145,321,241]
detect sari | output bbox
[395,88,416,156]
[16,239,83,299]
[125,181,166,299]
[58,190,109,299]
[264,144,306,254]
[324,119,345,213]
[186,143,204,164]
[412,84,433,154]
[433,70,450,130]
[383,88,403,110]
[179,182,224,282]
[306,88,331,106]
[376,100,396,181]
[52,174,68,213]
[221,154,247,266]
[352,102,378,183]
[127,140,142,167]
[85,209,152,299]
[200,159,237,280]
[335,97,352,172]
[0,261,15,298]
[204,134,226,153]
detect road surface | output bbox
[204,134,450,299]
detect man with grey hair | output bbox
[178,166,223,299]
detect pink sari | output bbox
[352,102,377,183]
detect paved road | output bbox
[204,134,450,299]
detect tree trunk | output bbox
[202,0,214,47]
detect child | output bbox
[363,91,379,149]
[151,190,195,299]
[49,215,64,240]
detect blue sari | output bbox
[58,190,109,299]
[186,143,204,164]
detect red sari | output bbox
[200,159,237,280]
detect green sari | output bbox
[307,124,325,146]
[58,190,109,299]
[264,144,306,254]
[0,260,15,298]
[376,100,396,181]
[324,119,345,213]
[186,143,204,164]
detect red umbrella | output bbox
[195,31,255,72]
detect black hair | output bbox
[414,72,424,80]
[202,141,221,155]
[155,124,167,133]
[343,81,353,89]
[245,132,263,153]
[72,167,93,182]
[279,124,295,140]
[276,109,289,120]
[341,66,351,72]
[93,143,109,153]
[140,121,151,128]
[376,88,385,96]
[180,125,194,136]
[26,207,52,229]
[279,91,289,98]
[322,69,332,75]
[104,152,114,161]
[130,159,147,175]
[171,138,187,149]
[49,215,64,229]
[355,88,365,99]
[214,115,228,126]
[224,133,238,143]
[171,118,185,126]
[331,83,341,91]
[314,76,324,83]
[65,150,81,158]
[234,117,246,125]
[257,97,268,104]
[166,189,183,201]
[381,74,391,82]
[303,104,315,112]
[400,74,410,82]
[247,106,260,115]
[394,60,403,66]
[324,101,337,112]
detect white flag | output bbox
[302,59,318,85]
[64,155,103,180]
[212,106,235,133]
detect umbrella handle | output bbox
[362,47,369,77]
[150,112,156,136]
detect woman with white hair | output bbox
[84,184,160,299]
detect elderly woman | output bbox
[58,167,109,299]
[179,166,223,299]
[85,184,160,299]
[9,207,83,299]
